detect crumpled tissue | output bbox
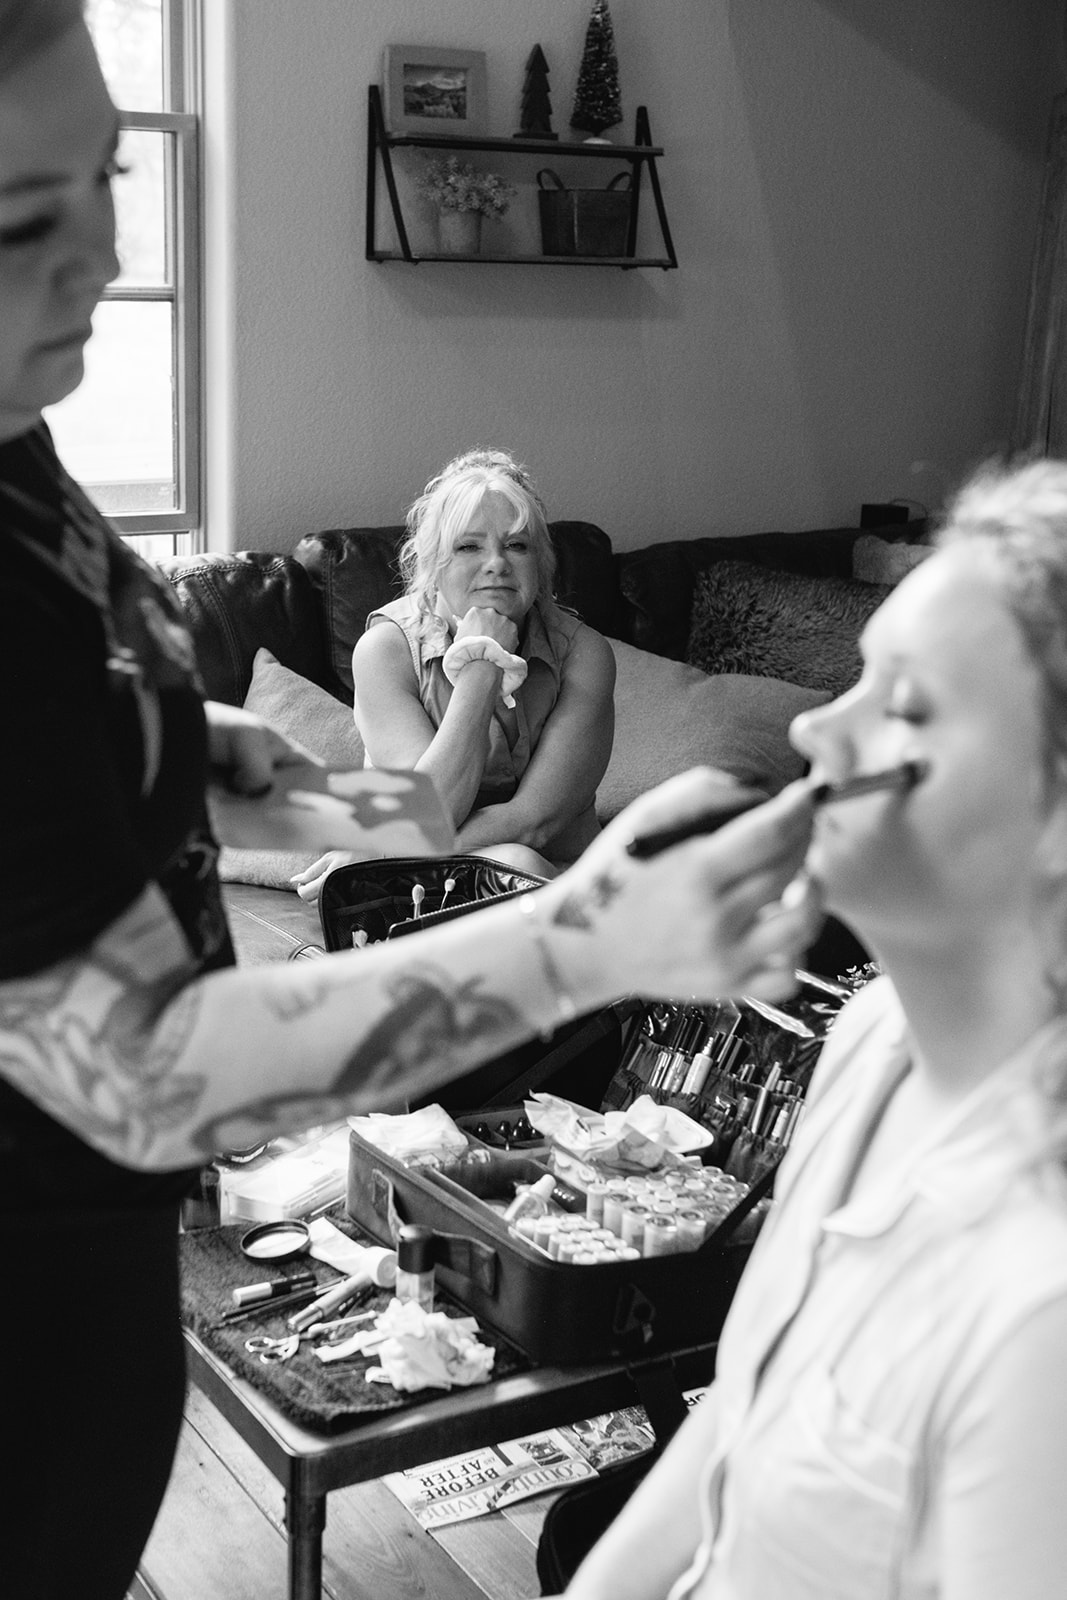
[526,1091,711,1172]
[348,1104,469,1165]
[363,1299,496,1392]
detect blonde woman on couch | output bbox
[552,458,1067,1600]
[292,448,617,902]
[0,8,822,1593]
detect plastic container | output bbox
[395,1224,436,1312]
[503,1173,556,1225]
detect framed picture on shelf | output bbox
[382,45,488,137]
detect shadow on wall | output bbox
[811,0,1063,150]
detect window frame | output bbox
[93,0,202,549]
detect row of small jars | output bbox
[510,1166,750,1261]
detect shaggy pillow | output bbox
[596,639,830,822]
[685,560,891,697]
[852,532,932,586]
[219,650,365,889]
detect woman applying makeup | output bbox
[0,7,821,1594]
[555,460,1067,1600]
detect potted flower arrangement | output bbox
[416,155,515,255]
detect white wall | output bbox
[203,0,1063,553]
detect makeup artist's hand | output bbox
[538,770,823,1007]
[204,701,319,796]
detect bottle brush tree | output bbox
[571,0,622,140]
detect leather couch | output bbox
[160,516,924,968]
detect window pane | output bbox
[45,302,176,517]
[86,0,164,113]
[114,129,169,287]
[124,533,179,560]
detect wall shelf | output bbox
[365,85,678,270]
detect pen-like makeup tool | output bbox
[810,759,928,807]
[626,789,766,861]
[625,761,929,861]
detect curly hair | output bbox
[398,448,557,626]
[939,458,1067,1160]
[938,458,1067,797]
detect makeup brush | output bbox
[627,761,928,860]
[811,760,929,807]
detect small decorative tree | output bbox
[571,0,622,141]
[515,43,557,140]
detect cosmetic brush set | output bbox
[603,993,829,1181]
[607,763,926,1179]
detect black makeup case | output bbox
[318,855,625,1112]
[345,1110,770,1365]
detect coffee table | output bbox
[182,1324,717,1600]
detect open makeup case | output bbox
[317,855,627,1112]
[346,1108,770,1364]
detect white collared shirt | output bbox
[670,977,1067,1600]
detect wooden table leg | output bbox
[285,1480,326,1600]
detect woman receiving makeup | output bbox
[554,459,1067,1600]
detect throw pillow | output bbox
[596,639,830,823]
[219,649,365,890]
[685,561,891,697]
[852,532,932,586]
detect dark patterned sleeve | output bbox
[0,566,149,977]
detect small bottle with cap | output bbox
[503,1172,556,1225]
[395,1224,436,1312]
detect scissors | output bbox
[245,1332,301,1363]
[244,1310,377,1364]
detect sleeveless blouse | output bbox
[365,595,600,866]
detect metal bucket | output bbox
[537,168,633,258]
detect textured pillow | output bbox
[852,532,932,586]
[219,649,365,890]
[596,639,830,822]
[242,648,364,768]
[685,560,891,697]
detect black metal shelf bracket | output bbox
[366,84,678,271]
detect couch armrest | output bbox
[158,551,342,705]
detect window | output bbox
[45,0,201,558]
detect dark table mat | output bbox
[180,1208,528,1434]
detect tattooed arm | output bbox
[0,772,820,1171]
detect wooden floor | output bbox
[129,1387,554,1600]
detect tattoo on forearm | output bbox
[261,974,332,1021]
[0,946,207,1163]
[551,869,625,931]
[196,962,523,1153]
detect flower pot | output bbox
[437,210,482,255]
